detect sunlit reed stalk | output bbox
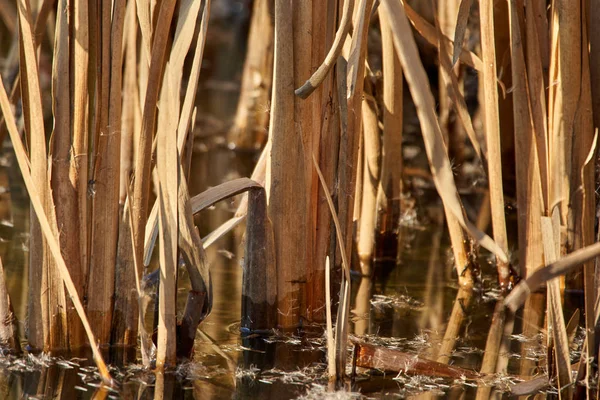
[479,0,510,288]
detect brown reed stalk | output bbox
[356,79,380,280]
[267,0,304,329]
[87,0,127,346]
[376,8,403,254]
[51,0,85,350]
[130,0,177,308]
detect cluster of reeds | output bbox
[233,0,600,395]
[1,0,600,396]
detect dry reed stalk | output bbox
[313,154,351,382]
[541,216,573,397]
[130,0,177,305]
[357,80,380,277]
[155,0,208,365]
[548,0,579,244]
[87,0,127,346]
[506,0,547,380]
[267,0,305,329]
[337,0,372,292]
[432,3,475,289]
[382,0,507,262]
[111,0,141,359]
[0,70,112,385]
[524,0,549,212]
[70,0,90,300]
[295,0,354,99]
[241,187,276,331]
[401,0,483,73]
[325,256,335,381]
[376,8,403,253]
[436,12,482,165]
[155,70,179,368]
[18,0,48,351]
[569,8,596,391]
[479,0,510,286]
[436,288,472,364]
[0,257,20,353]
[228,0,274,148]
[475,300,506,400]
[309,0,340,323]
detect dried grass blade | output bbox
[0,73,112,385]
[0,257,19,353]
[296,0,355,98]
[177,0,211,151]
[451,0,473,66]
[505,240,600,311]
[143,178,261,265]
[131,0,177,288]
[541,217,572,397]
[325,256,335,381]
[435,14,484,164]
[347,0,370,97]
[155,70,179,368]
[313,154,350,380]
[17,0,48,350]
[382,0,507,262]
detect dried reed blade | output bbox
[382,0,508,263]
[295,0,355,98]
[525,0,549,211]
[325,256,335,381]
[313,154,351,380]
[131,0,177,296]
[435,14,484,164]
[541,216,572,397]
[0,72,112,385]
[17,0,48,350]
[176,0,211,151]
[505,239,600,311]
[347,0,371,98]
[155,69,179,368]
[451,0,473,66]
[0,257,20,353]
[508,0,544,279]
[88,0,127,345]
[401,0,483,72]
[71,0,90,283]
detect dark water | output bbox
[0,1,587,398]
